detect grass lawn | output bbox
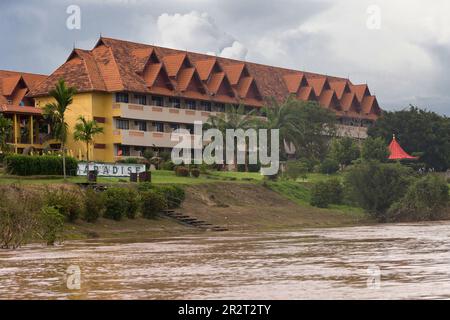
[0,169,264,185]
[265,176,365,217]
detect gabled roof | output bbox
[329,80,351,99]
[298,86,317,101]
[351,84,371,103]
[223,63,245,86]
[162,53,187,77]
[340,92,360,113]
[318,89,339,109]
[27,36,382,118]
[195,58,217,81]
[2,74,22,96]
[0,70,46,110]
[283,73,307,94]
[307,77,331,97]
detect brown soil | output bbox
[180,183,371,231]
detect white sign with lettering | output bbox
[77,163,146,177]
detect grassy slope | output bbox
[0,170,371,239]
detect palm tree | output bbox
[43,79,77,180]
[207,104,257,170]
[257,96,304,161]
[0,114,13,153]
[73,116,104,162]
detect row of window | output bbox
[116,119,192,134]
[115,92,260,114]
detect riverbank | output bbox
[0,170,373,242]
[61,181,371,241]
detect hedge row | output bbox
[5,155,78,176]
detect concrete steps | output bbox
[161,209,228,232]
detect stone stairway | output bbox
[161,210,228,232]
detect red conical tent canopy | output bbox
[388,135,418,160]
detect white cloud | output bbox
[219,41,248,60]
[155,11,247,59]
[247,0,450,114]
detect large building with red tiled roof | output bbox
[0,70,49,153]
[28,37,381,162]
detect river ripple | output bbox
[1,221,450,299]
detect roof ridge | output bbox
[99,36,351,81]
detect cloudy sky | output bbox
[1,0,450,115]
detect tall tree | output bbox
[361,137,389,162]
[258,96,304,161]
[368,105,450,171]
[73,116,104,162]
[260,97,337,162]
[0,114,13,153]
[43,79,77,180]
[207,104,256,170]
[329,137,360,168]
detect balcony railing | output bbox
[112,102,217,124]
[115,129,205,148]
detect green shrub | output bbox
[285,161,308,181]
[143,149,154,161]
[310,182,331,208]
[83,188,105,222]
[329,137,360,167]
[191,168,200,178]
[361,137,389,162]
[175,166,189,177]
[140,190,168,219]
[320,158,340,174]
[344,161,414,220]
[39,206,65,246]
[5,155,78,176]
[310,178,344,208]
[0,186,41,249]
[387,175,449,222]
[124,188,140,219]
[159,151,172,162]
[103,188,131,221]
[137,181,153,192]
[44,188,84,222]
[297,158,318,172]
[156,185,185,209]
[162,160,175,171]
[117,157,140,164]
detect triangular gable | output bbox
[223,63,245,86]
[351,84,371,103]
[2,75,22,96]
[162,53,187,77]
[176,67,206,94]
[340,93,360,113]
[361,95,381,116]
[319,89,339,109]
[298,86,318,101]
[195,59,217,81]
[329,80,351,99]
[283,73,308,94]
[91,44,124,92]
[307,77,331,97]
[236,76,262,100]
[206,72,232,96]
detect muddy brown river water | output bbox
[1,222,450,299]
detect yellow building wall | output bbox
[35,92,115,163]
